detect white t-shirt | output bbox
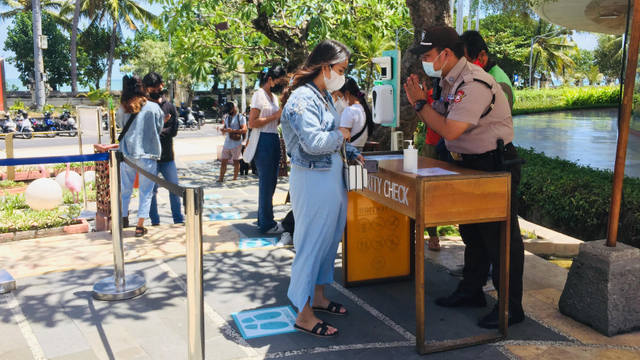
[250,88,279,134]
[340,103,367,147]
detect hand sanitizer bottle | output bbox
[403,140,418,173]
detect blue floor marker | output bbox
[204,204,231,209]
[239,238,277,249]
[209,212,241,221]
[232,306,297,339]
[204,194,223,200]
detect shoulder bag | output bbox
[117,112,140,143]
[340,142,367,191]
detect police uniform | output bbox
[432,56,525,315]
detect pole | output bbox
[456,0,464,34]
[77,109,88,211]
[5,133,14,181]
[185,187,204,360]
[475,1,480,31]
[607,0,640,247]
[529,36,535,88]
[92,150,147,300]
[450,0,455,25]
[467,0,471,31]
[32,0,45,110]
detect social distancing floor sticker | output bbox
[232,306,297,339]
[239,238,278,249]
[210,212,241,221]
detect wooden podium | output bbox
[342,152,512,354]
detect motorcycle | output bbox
[1,114,17,134]
[56,110,78,137]
[178,107,199,131]
[14,110,33,139]
[32,112,57,137]
[192,104,206,126]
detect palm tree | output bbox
[530,20,577,87]
[0,0,74,30]
[70,0,102,94]
[89,0,156,91]
[353,32,395,92]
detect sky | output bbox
[0,3,599,84]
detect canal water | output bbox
[513,108,640,178]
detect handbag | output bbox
[226,113,244,141]
[243,127,260,163]
[340,143,367,191]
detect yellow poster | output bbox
[344,192,412,284]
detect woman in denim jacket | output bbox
[116,75,164,237]
[281,40,363,338]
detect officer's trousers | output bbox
[455,144,525,312]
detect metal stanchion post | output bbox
[185,186,204,360]
[92,150,147,300]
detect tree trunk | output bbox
[230,78,235,101]
[106,21,117,92]
[531,52,540,88]
[70,0,82,95]
[370,0,451,149]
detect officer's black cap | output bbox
[409,26,461,56]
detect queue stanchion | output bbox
[185,186,204,360]
[92,150,147,301]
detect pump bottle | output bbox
[403,140,418,173]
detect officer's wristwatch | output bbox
[414,99,428,112]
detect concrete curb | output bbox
[519,217,583,257]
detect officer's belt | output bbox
[451,142,514,162]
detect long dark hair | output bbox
[291,40,351,91]
[121,75,147,114]
[258,66,287,87]
[339,77,374,136]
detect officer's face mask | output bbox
[422,51,448,78]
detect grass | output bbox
[0,193,82,233]
[0,180,26,189]
[512,85,622,116]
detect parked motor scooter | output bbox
[56,110,78,136]
[32,111,57,137]
[14,110,33,139]
[1,114,17,134]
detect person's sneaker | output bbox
[265,224,284,234]
[435,289,487,308]
[276,232,293,247]
[477,304,525,329]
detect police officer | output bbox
[404,26,525,329]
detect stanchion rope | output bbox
[120,154,186,198]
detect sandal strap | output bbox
[328,301,343,313]
[310,322,331,335]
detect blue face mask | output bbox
[422,51,447,78]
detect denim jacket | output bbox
[281,83,359,170]
[116,102,164,160]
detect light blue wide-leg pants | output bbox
[287,153,348,311]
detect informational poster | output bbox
[232,306,297,339]
[344,192,412,284]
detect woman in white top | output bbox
[248,66,289,234]
[332,77,374,151]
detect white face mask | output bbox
[334,96,349,116]
[422,51,448,78]
[324,68,346,92]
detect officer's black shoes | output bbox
[477,305,525,329]
[435,289,487,308]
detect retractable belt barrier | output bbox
[119,153,186,199]
[0,153,109,166]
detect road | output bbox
[0,123,225,151]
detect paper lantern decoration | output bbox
[25,178,63,210]
[83,171,96,183]
[56,171,81,190]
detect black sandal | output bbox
[293,322,338,338]
[135,227,148,237]
[312,301,348,316]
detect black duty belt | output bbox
[451,142,514,162]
